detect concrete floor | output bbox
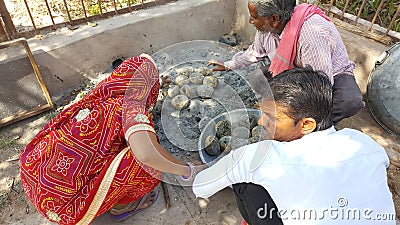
[92,185,242,225]
[90,25,399,224]
[2,39,399,225]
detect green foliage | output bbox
[0,191,9,209]
[0,138,17,149]
[44,110,60,122]
[85,0,140,16]
[331,0,400,32]
[87,3,101,16]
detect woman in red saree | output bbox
[20,54,195,224]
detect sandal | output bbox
[109,199,139,215]
[110,190,159,222]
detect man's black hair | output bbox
[267,66,333,131]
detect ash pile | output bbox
[151,40,260,161]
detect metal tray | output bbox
[198,108,262,165]
[366,42,400,137]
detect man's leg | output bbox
[232,183,283,225]
[332,74,364,124]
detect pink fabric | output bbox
[294,14,355,84]
[224,31,279,70]
[269,3,331,76]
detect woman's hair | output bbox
[249,0,296,23]
[266,66,333,131]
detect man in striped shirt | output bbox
[208,0,364,124]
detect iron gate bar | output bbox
[113,0,118,15]
[328,0,334,15]
[128,0,132,11]
[355,0,367,24]
[369,0,385,31]
[0,18,9,41]
[81,0,88,21]
[0,38,53,128]
[8,0,173,41]
[340,0,350,20]
[0,20,8,41]
[62,0,73,24]
[22,0,37,31]
[44,0,56,27]
[386,5,400,35]
[98,0,104,17]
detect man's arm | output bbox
[223,31,278,71]
[192,141,273,198]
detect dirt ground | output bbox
[1,89,399,225]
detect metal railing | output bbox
[320,0,400,36]
[0,0,175,42]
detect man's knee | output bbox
[333,74,365,122]
[333,93,364,123]
[341,96,364,116]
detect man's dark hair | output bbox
[249,0,296,23]
[267,66,333,131]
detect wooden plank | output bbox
[0,0,17,39]
[0,104,53,128]
[332,18,392,45]
[0,38,53,127]
[0,20,9,41]
[21,39,53,107]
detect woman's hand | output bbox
[129,131,193,179]
[207,60,228,71]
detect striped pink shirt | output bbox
[224,31,279,70]
[224,14,356,84]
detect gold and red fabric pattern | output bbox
[20,55,161,225]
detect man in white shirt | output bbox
[193,67,395,225]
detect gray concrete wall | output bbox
[233,0,254,42]
[1,0,236,102]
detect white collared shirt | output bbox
[193,127,396,224]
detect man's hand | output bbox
[207,60,227,71]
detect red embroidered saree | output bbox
[20,55,161,224]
